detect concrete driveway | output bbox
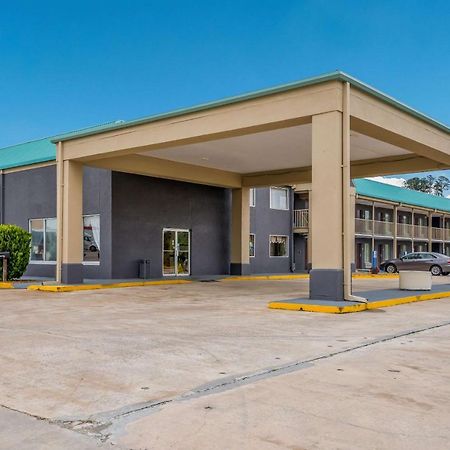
[0,278,449,449]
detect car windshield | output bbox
[434,253,449,259]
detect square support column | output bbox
[230,188,251,275]
[309,111,348,300]
[57,158,84,284]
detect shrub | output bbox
[0,225,32,280]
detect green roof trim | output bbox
[0,137,55,170]
[354,178,450,213]
[52,70,449,143]
[0,121,123,170]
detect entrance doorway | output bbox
[162,229,190,276]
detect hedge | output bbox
[0,225,32,280]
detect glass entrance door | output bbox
[163,229,190,276]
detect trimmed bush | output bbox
[0,225,31,280]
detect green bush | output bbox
[0,225,32,280]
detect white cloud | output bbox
[367,176,406,188]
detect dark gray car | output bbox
[380,252,450,276]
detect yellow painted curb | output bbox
[27,279,192,292]
[0,282,14,289]
[268,291,450,314]
[225,273,398,281]
[225,274,309,281]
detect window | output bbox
[270,187,289,210]
[29,218,57,262]
[269,235,288,257]
[249,189,256,207]
[83,215,100,262]
[249,234,255,257]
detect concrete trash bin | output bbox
[399,271,432,291]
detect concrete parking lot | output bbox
[0,278,449,449]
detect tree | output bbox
[403,175,450,197]
[0,225,31,280]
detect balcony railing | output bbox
[373,220,394,236]
[355,218,373,235]
[397,223,413,238]
[415,225,428,239]
[295,210,450,242]
[294,209,309,228]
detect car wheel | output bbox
[385,263,397,274]
[430,265,442,276]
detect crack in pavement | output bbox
[88,319,450,433]
[3,319,450,447]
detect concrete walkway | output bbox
[0,278,449,448]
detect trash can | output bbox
[139,259,151,279]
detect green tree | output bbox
[403,175,450,197]
[0,225,31,280]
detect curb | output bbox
[27,279,192,292]
[225,274,398,281]
[0,282,14,289]
[268,291,450,314]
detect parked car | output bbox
[380,252,450,276]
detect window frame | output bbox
[269,234,289,258]
[249,188,256,207]
[83,214,101,265]
[249,233,255,258]
[29,217,57,264]
[28,214,101,265]
[269,187,289,211]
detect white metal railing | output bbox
[432,227,443,240]
[355,218,372,235]
[397,223,413,238]
[294,209,309,228]
[373,220,394,237]
[414,225,428,239]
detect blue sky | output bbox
[0,1,449,181]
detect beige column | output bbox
[230,188,250,275]
[350,186,356,271]
[309,107,360,301]
[428,212,432,252]
[57,158,84,284]
[393,205,398,258]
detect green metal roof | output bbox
[354,178,450,213]
[0,121,124,170]
[52,70,449,142]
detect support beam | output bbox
[89,154,242,188]
[59,160,84,284]
[230,188,251,275]
[309,111,346,300]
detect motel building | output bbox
[0,71,449,302]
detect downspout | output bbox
[342,82,367,303]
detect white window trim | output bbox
[269,187,289,211]
[269,234,289,258]
[29,217,57,263]
[83,214,101,264]
[249,188,256,207]
[249,233,255,258]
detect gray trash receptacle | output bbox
[139,260,151,279]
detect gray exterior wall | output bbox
[249,188,292,274]
[1,165,112,279]
[110,172,231,279]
